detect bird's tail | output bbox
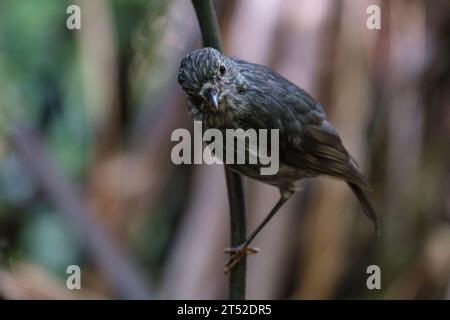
[347,182,379,235]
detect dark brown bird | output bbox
[178,47,378,272]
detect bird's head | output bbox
[177,47,237,113]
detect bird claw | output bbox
[224,245,259,274]
[224,246,259,254]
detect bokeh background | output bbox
[0,0,449,299]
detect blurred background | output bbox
[0,0,449,299]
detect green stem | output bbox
[191,0,222,51]
[191,0,247,300]
[224,168,247,299]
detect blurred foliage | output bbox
[0,0,161,289]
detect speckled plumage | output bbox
[178,47,378,230]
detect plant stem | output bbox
[191,0,247,300]
[191,0,222,51]
[224,168,247,299]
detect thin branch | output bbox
[191,0,222,51]
[224,168,247,299]
[191,0,247,300]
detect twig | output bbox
[223,168,247,299]
[8,125,153,299]
[191,0,247,300]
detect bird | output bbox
[177,47,378,273]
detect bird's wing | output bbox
[282,111,368,187]
[233,59,367,186]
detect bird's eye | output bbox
[219,64,226,76]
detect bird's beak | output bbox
[207,88,219,110]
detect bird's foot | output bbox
[224,244,259,274]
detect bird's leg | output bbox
[224,190,293,274]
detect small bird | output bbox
[177,47,378,272]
